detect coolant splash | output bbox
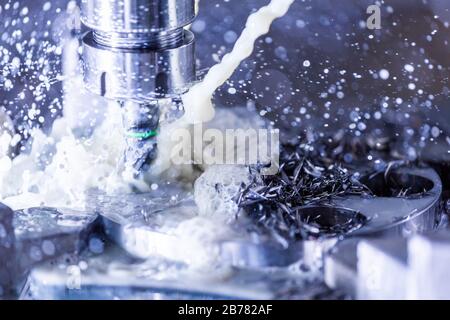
[0,0,294,214]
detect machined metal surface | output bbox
[325,230,450,300]
[0,206,99,299]
[25,246,274,300]
[89,187,310,268]
[325,236,410,299]
[89,187,308,268]
[332,166,442,237]
[13,207,99,267]
[357,238,409,299]
[323,166,442,297]
[24,244,334,300]
[91,166,442,271]
[323,238,359,296]
[407,232,450,299]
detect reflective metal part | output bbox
[326,231,450,300]
[407,232,450,299]
[324,167,443,298]
[220,206,366,269]
[81,0,196,37]
[82,31,195,100]
[90,197,357,269]
[92,28,185,50]
[91,167,442,270]
[332,167,442,237]
[93,189,308,268]
[324,238,359,297]
[219,238,336,269]
[25,246,274,300]
[357,238,409,300]
[325,237,410,299]
[0,206,99,299]
[14,207,99,265]
[86,187,199,262]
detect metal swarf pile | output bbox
[237,144,371,241]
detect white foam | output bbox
[0,101,134,210]
[194,165,257,222]
[172,216,232,268]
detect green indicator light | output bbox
[126,130,158,139]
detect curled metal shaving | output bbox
[237,146,372,241]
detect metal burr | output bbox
[80,0,196,173]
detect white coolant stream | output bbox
[184,0,294,123]
[0,0,294,214]
[152,0,295,175]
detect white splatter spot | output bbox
[379,69,390,80]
